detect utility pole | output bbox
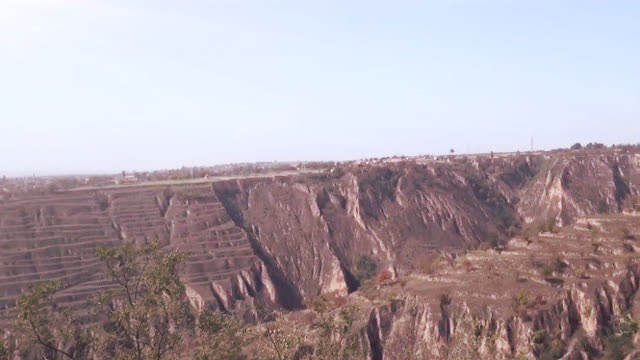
[530,137,534,152]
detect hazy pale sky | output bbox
[1,1,639,175]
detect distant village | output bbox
[2,142,638,203]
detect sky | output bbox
[1,0,639,176]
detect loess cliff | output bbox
[2,147,640,359]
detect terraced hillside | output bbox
[0,184,266,319]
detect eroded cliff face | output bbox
[518,151,640,226]
[210,160,524,307]
[209,150,640,311]
[363,266,640,360]
[2,148,640,359]
[312,210,640,360]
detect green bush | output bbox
[440,293,452,306]
[513,290,532,309]
[354,255,377,282]
[603,315,639,360]
[598,200,610,214]
[532,330,548,345]
[533,330,565,360]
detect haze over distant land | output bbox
[1,1,639,176]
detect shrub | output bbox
[575,268,589,279]
[14,280,95,359]
[46,183,59,193]
[534,295,547,306]
[622,227,635,240]
[0,338,10,360]
[463,260,474,273]
[7,243,252,360]
[532,330,548,345]
[518,309,532,322]
[195,311,246,360]
[307,299,364,360]
[603,315,639,360]
[616,314,639,336]
[521,222,541,242]
[544,277,565,286]
[95,193,109,211]
[545,217,557,233]
[586,142,606,149]
[513,290,532,309]
[533,330,565,360]
[553,257,568,273]
[375,269,393,284]
[94,243,194,358]
[416,256,445,274]
[598,200,610,214]
[354,255,377,282]
[445,316,483,359]
[199,310,232,335]
[440,293,452,306]
[527,217,557,234]
[487,230,501,250]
